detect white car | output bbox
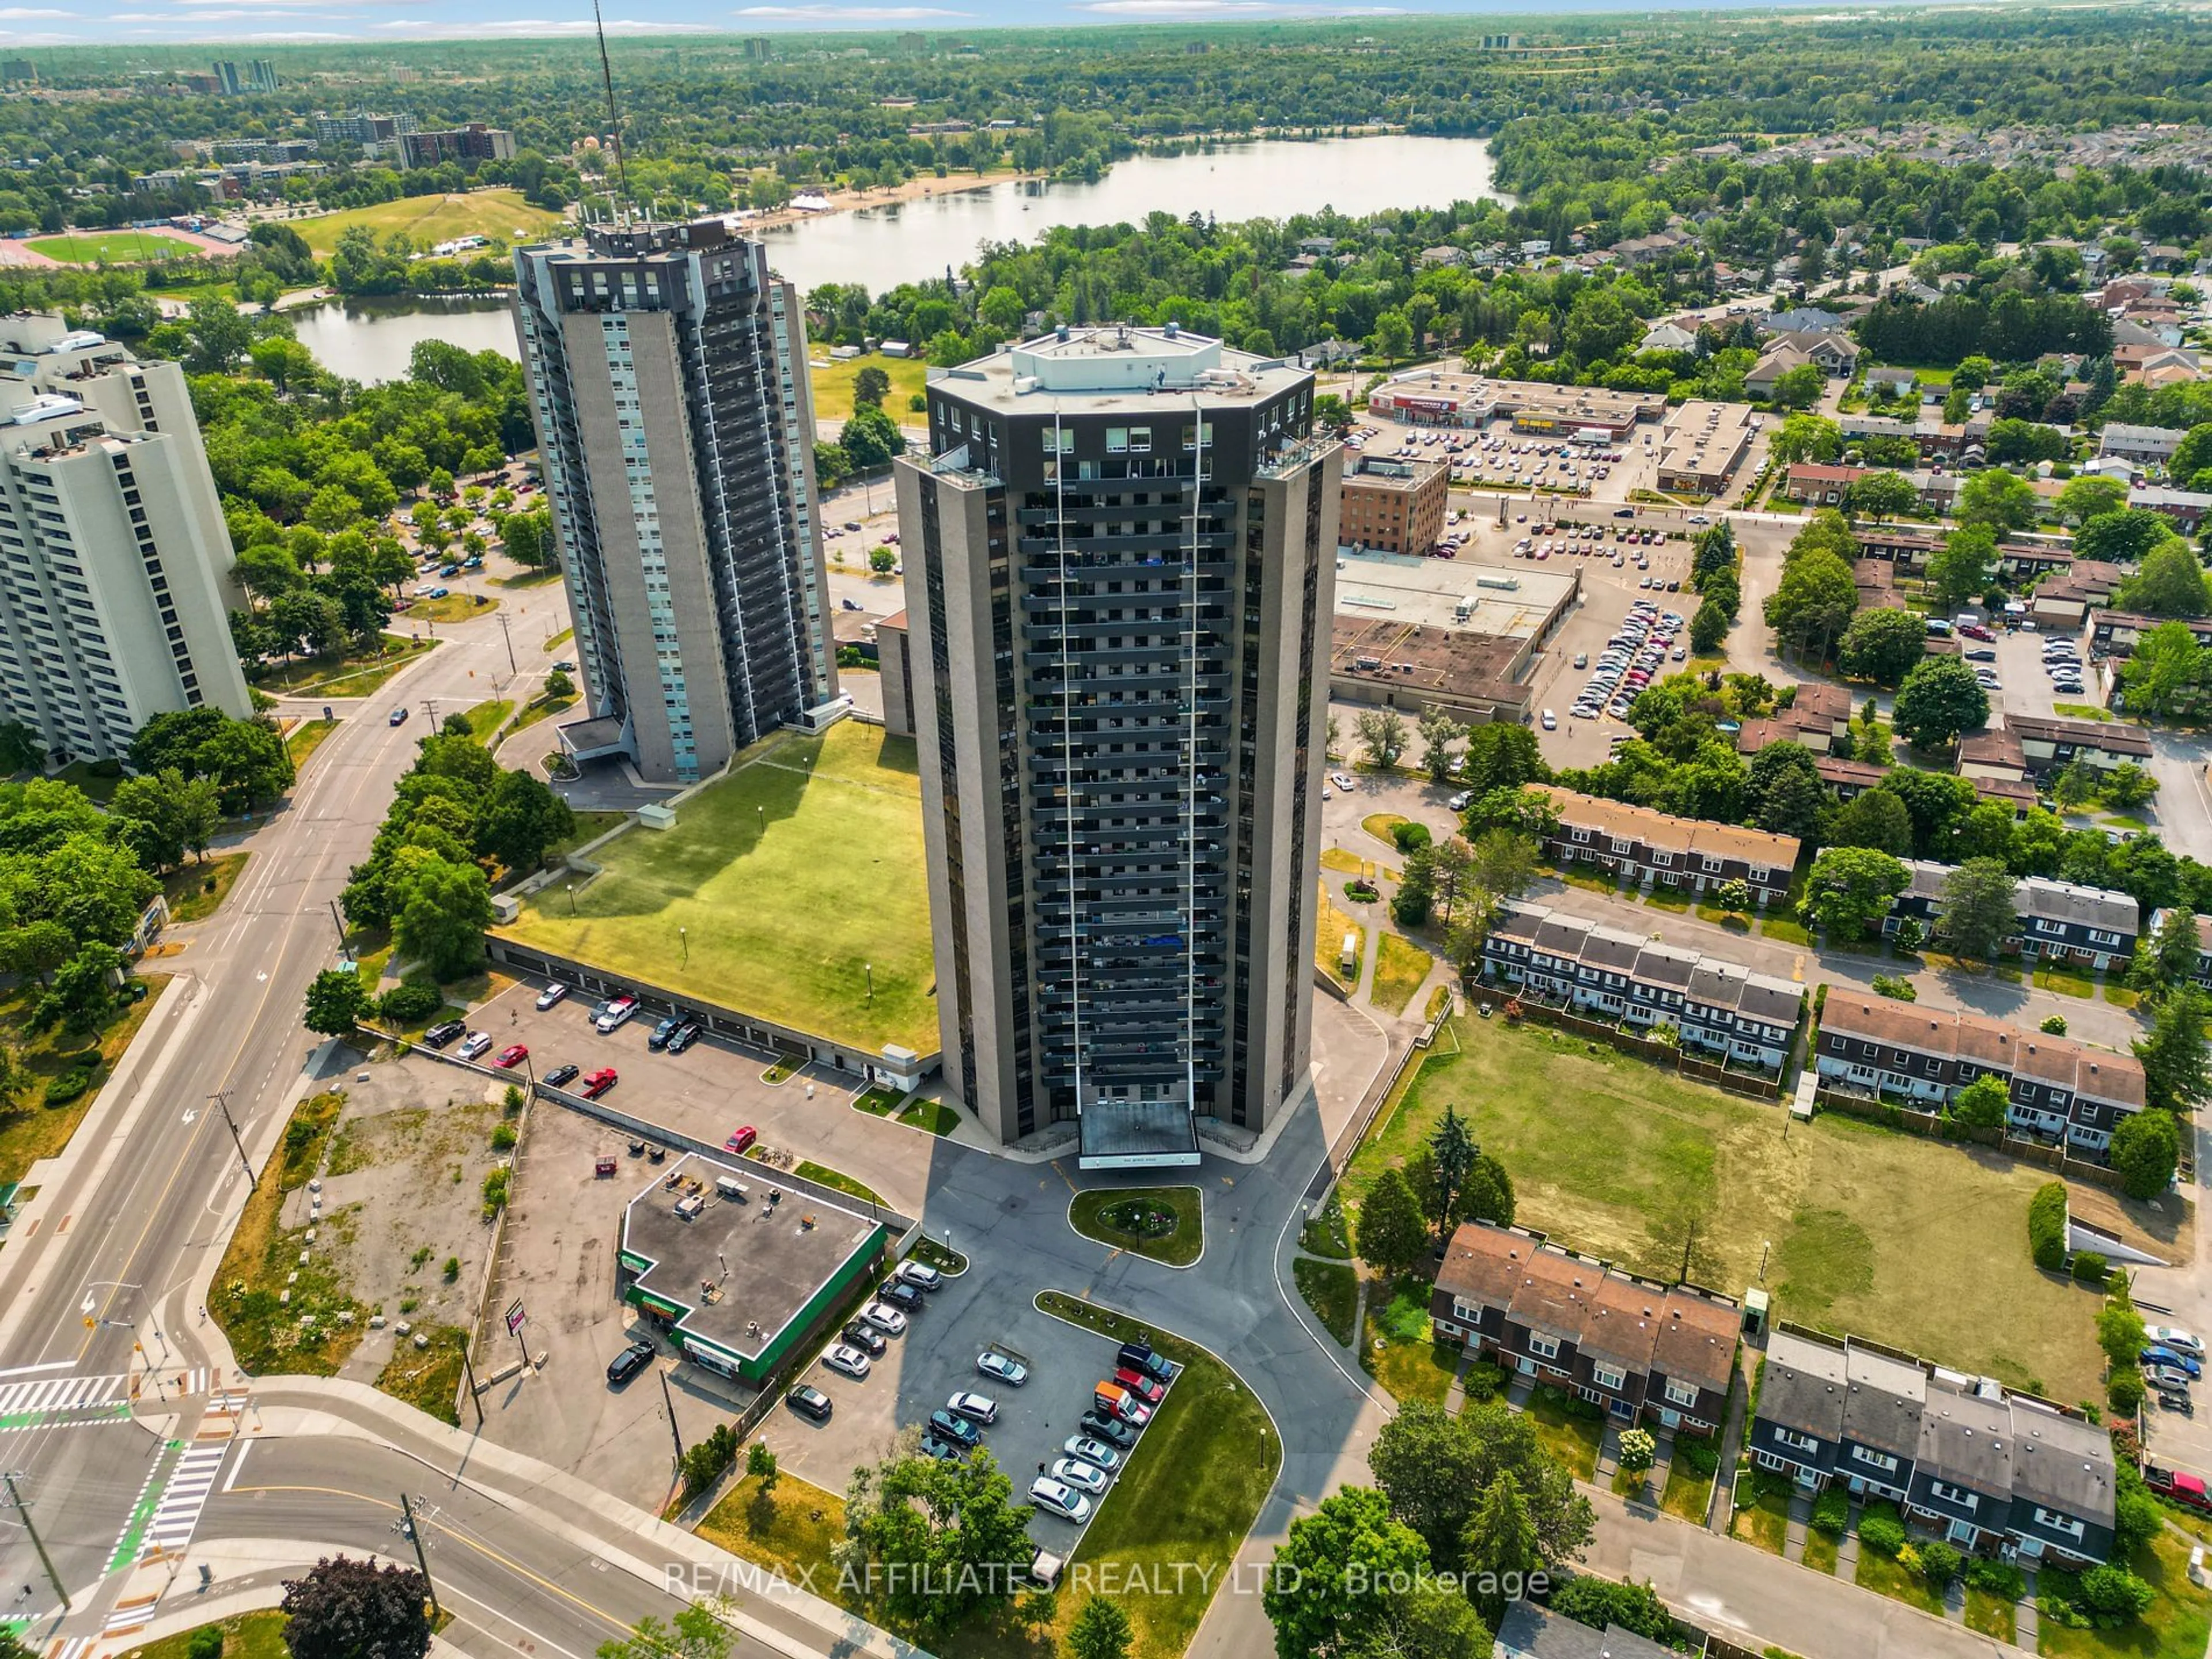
[895,1260,942,1292]
[595,995,639,1033]
[1330,772,1355,792]
[977,1351,1029,1387]
[1063,1435,1123,1472]
[1540,710,1557,730]
[1029,1477,1093,1521]
[2150,1326,2206,1357]
[822,1344,872,1380]
[860,1302,908,1336]
[948,1391,998,1424]
[1447,791,1472,812]
[456,1031,493,1061]
[1051,1458,1109,1495]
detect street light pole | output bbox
[2,1472,68,1610]
[680,926,688,967]
[209,1092,256,1191]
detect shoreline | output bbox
[744,169,1045,232]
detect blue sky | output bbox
[0,0,1815,50]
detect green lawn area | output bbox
[1361,812,1411,847]
[29,228,202,263]
[1362,1277,1459,1407]
[543,626,574,654]
[1523,1387,1602,1481]
[1854,1548,1945,1616]
[2053,703,2113,723]
[457,698,513,741]
[501,723,933,1051]
[1760,914,1813,945]
[1660,1457,1715,1525]
[2036,964,2095,998]
[505,693,577,740]
[1320,845,1369,877]
[1069,1185,1205,1267]
[2040,1530,2212,1659]
[696,1470,848,1592]
[285,717,340,772]
[255,633,437,698]
[1343,1015,2116,1403]
[808,351,930,422]
[490,566,562,589]
[374,1321,467,1425]
[1966,1585,2017,1643]
[410,592,500,625]
[781,1157,882,1206]
[899,1098,961,1136]
[1731,1482,1789,1555]
[162,851,249,923]
[1316,880,1363,990]
[0,975,168,1188]
[1033,1291,1279,1659]
[1301,1192,1351,1258]
[1293,1257,1358,1345]
[210,1089,364,1376]
[1372,933,1434,1016]
[290,188,565,259]
[51,758,124,803]
[122,1611,290,1659]
[1802,1527,1839,1574]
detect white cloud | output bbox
[735,3,974,16]
[0,9,70,18]
[374,13,711,29]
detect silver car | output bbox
[1062,1435,1122,1472]
[822,1344,871,1380]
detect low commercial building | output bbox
[1536,786,1800,908]
[1430,1221,1740,1436]
[1814,995,2146,1154]
[1653,400,1756,494]
[1365,368,1664,437]
[616,1153,891,1384]
[1751,1325,2115,1564]
[1328,551,1578,726]
[1482,900,1804,1074]
[1337,453,1446,556]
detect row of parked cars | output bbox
[1029,1339,1177,1524]
[782,1258,948,1421]
[1569,602,1685,725]
[2142,1323,2205,1410]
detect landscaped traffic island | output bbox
[1067,1185,1206,1267]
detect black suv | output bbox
[423,1020,466,1048]
[604,1338,654,1387]
[667,1022,702,1054]
[842,1321,887,1357]
[787,1384,833,1422]
[927,1408,981,1448]
[881,1279,924,1313]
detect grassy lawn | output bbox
[1966,1585,2017,1643]
[211,1089,364,1376]
[291,188,565,258]
[2108,982,2142,1008]
[1320,846,1370,877]
[1293,1258,1358,1345]
[1362,812,1411,847]
[51,758,123,802]
[2052,703,2112,722]
[255,633,435,698]
[1316,880,1363,990]
[1301,1192,1351,1258]
[1660,1457,1715,1525]
[808,351,929,420]
[1033,1291,1279,1659]
[1343,1016,2112,1403]
[0,975,168,1188]
[781,1157,882,1207]
[506,694,577,740]
[1802,1527,1839,1574]
[122,1611,290,1659]
[162,852,249,923]
[1643,888,1692,912]
[900,1098,961,1136]
[285,717,339,771]
[696,1470,847,1592]
[490,567,562,589]
[374,1321,467,1425]
[502,724,933,1052]
[1731,1484,1790,1555]
[543,626,574,654]
[1854,1548,1945,1616]
[1363,1277,1459,1407]
[1523,1387,1603,1481]
[1069,1185,1205,1267]
[1372,933,1434,1016]
[29,229,200,263]
[2036,964,2095,998]
[411,593,500,625]
[2040,1531,2212,1659]
[1760,914,1813,945]
[547,809,628,861]
[457,698,513,741]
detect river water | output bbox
[290,133,1508,383]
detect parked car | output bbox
[823,1344,872,1380]
[1115,1367,1166,1404]
[456,1031,493,1061]
[977,1351,1029,1386]
[543,1063,579,1088]
[725,1125,757,1155]
[927,1408,981,1448]
[895,1260,943,1292]
[1330,771,1355,792]
[881,1279,924,1313]
[666,1022,700,1054]
[1028,1478,1092,1522]
[1062,1435,1123,1472]
[580,1067,618,1099]
[605,1338,654,1386]
[493,1044,529,1070]
[649,1016,682,1050]
[2145,1464,2212,1512]
[1078,1410,1138,1448]
[595,995,639,1033]
[842,1321,887,1357]
[786,1384,833,1422]
[1051,1459,1108,1496]
[1447,790,1473,812]
[423,1020,466,1048]
[947,1391,998,1424]
[2146,1345,2205,1379]
[1118,1341,1172,1381]
[918,1435,961,1461]
[2149,1327,2206,1357]
[2146,1362,2196,1392]
[861,1302,908,1336]
[535,983,569,1011]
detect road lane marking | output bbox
[222,1440,252,1492]
[0,1359,71,1380]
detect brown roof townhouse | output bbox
[1536,785,1799,908]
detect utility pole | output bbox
[328,899,349,959]
[495,609,517,680]
[460,1347,485,1430]
[659,1368,683,1474]
[3,1472,69,1610]
[421,698,439,729]
[397,1493,440,1621]
[209,1092,255,1191]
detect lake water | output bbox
[291,134,1508,383]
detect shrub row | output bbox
[2028,1180,2069,1272]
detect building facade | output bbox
[513,219,836,785]
[1536,785,1800,909]
[0,317,252,760]
[1336,453,1444,556]
[1883,861,2140,970]
[894,326,1336,1162]
[399,124,516,170]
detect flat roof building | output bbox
[1329,550,1578,725]
[1654,399,1758,495]
[895,326,1335,1164]
[1366,368,1664,438]
[1338,453,1446,557]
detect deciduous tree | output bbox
[1891,656,1990,749]
[280,1557,431,1659]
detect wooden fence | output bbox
[1812,1085,2134,1194]
[1503,999,1784,1101]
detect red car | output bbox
[725,1126,757,1155]
[494,1044,529,1070]
[1113,1366,1166,1404]
[581,1067,618,1100]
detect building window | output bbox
[1852,1446,1900,1474]
[2033,1507,2085,1539]
[1773,1427,1820,1454]
[1452,1298,1482,1324]
[1527,1333,1559,1361]
[1928,1481,1978,1510]
[1592,1363,1625,1391]
[1664,1378,1698,1408]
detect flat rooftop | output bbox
[620,1153,881,1365]
[927,326,1309,412]
[1332,549,1578,640]
[1331,618,1529,703]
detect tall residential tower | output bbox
[513,219,836,784]
[895,327,1338,1165]
[0,317,251,761]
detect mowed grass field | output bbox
[807,351,929,419]
[1343,1016,2143,1405]
[501,722,934,1052]
[28,229,202,264]
[290,188,565,257]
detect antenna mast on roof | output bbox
[592,0,631,221]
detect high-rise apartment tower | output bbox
[513,219,836,784]
[895,326,1338,1165]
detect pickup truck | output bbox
[2146,1464,2212,1513]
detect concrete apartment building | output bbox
[893,325,1337,1164]
[399,124,515,170]
[1337,453,1445,555]
[513,219,836,785]
[0,317,251,760]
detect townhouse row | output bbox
[1752,1325,2117,1567]
[1813,993,2147,1155]
[1430,1221,1742,1438]
[1482,900,1805,1076]
[1883,859,2141,972]
[1535,785,1801,911]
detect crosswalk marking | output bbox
[45,1634,92,1659]
[0,1408,128,1436]
[0,1374,123,1415]
[102,1597,157,1638]
[142,1441,230,1558]
[105,1446,176,1574]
